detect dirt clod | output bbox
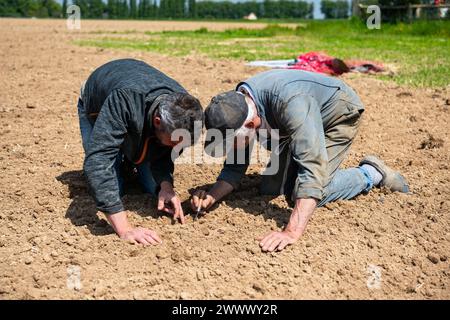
[427,253,440,264]
[24,257,34,265]
[156,250,170,260]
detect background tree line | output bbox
[0,0,62,17]
[195,0,313,19]
[0,0,315,19]
[320,0,349,18]
[1,0,447,20]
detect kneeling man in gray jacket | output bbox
[191,69,409,252]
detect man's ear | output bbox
[153,115,162,129]
[245,121,256,129]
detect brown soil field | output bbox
[0,18,449,300]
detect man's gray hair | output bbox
[156,93,203,143]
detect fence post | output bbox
[352,0,361,17]
[407,4,413,22]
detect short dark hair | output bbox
[156,93,204,143]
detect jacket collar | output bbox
[236,82,265,119]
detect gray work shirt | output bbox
[218,69,364,200]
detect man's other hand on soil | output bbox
[258,198,317,252]
[258,230,300,252]
[106,210,162,246]
[158,181,185,224]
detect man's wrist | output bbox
[106,211,133,237]
[209,180,233,203]
[117,227,133,238]
[285,211,306,237]
[286,198,318,237]
[206,191,218,203]
[160,181,173,192]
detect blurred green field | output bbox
[77,19,450,88]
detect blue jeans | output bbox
[261,158,373,208]
[77,98,157,196]
[261,155,373,208]
[317,167,372,207]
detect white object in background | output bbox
[246,59,295,69]
[244,12,258,20]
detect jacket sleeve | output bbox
[217,144,252,190]
[83,89,132,214]
[278,94,328,201]
[150,145,175,187]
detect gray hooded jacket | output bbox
[218,69,364,200]
[82,59,187,214]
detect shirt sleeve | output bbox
[278,94,328,201]
[217,144,253,190]
[83,89,132,214]
[150,145,175,187]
